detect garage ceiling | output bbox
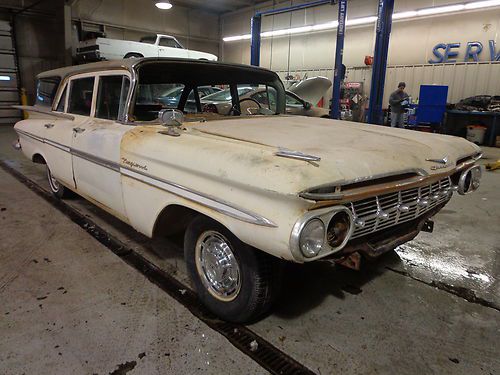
[173,0,270,13]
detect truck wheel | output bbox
[124,53,143,59]
[47,166,71,199]
[184,216,282,323]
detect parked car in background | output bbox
[76,34,217,62]
[14,58,482,323]
[198,87,331,118]
[156,85,222,107]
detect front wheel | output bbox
[47,167,71,198]
[184,216,282,323]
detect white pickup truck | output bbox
[76,34,217,62]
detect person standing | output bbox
[389,82,409,128]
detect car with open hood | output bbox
[13,58,482,322]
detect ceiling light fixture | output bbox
[155,1,173,10]
[223,0,500,42]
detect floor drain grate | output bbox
[0,161,317,375]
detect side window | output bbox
[95,75,130,121]
[68,77,95,116]
[159,37,182,48]
[55,86,67,112]
[36,77,61,108]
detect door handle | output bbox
[72,127,85,133]
[44,123,54,129]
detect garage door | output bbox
[0,20,21,124]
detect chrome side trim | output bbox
[71,148,120,172]
[13,105,75,120]
[120,167,277,228]
[45,139,71,153]
[18,128,276,227]
[17,129,44,143]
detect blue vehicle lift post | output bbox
[250,0,333,67]
[330,0,347,119]
[367,0,395,125]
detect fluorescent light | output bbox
[223,34,251,42]
[417,4,465,16]
[312,21,338,31]
[155,1,172,10]
[0,75,11,81]
[345,16,378,26]
[222,0,500,42]
[465,0,500,9]
[392,10,418,20]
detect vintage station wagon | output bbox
[14,58,482,322]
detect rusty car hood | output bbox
[188,116,480,193]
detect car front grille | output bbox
[346,176,452,239]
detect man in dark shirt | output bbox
[389,82,409,128]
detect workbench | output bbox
[445,110,500,147]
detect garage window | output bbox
[95,75,130,121]
[68,77,95,116]
[35,77,61,108]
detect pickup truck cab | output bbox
[77,34,217,62]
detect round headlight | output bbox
[299,219,325,258]
[327,211,352,248]
[458,165,481,195]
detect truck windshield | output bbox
[140,36,157,44]
[132,61,286,122]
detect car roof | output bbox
[37,58,277,82]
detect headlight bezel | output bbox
[291,206,354,262]
[457,165,482,195]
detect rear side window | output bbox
[159,37,182,49]
[68,77,95,116]
[95,75,130,120]
[36,77,61,108]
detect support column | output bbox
[367,0,395,125]
[330,0,347,119]
[250,15,262,66]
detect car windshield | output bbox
[140,36,157,44]
[132,61,286,122]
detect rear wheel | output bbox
[47,167,71,199]
[184,216,282,323]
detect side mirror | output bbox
[304,102,312,110]
[159,109,184,127]
[158,109,184,137]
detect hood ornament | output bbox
[426,156,449,165]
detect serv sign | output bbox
[429,40,500,63]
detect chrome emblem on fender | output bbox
[426,156,449,164]
[426,156,451,170]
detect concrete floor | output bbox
[0,125,499,374]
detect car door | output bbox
[42,77,93,189]
[158,36,188,58]
[70,72,133,220]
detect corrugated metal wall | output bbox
[276,61,500,109]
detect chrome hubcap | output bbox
[47,168,60,192]
[195,231,241,301]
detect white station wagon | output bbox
[14,58,482,322]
